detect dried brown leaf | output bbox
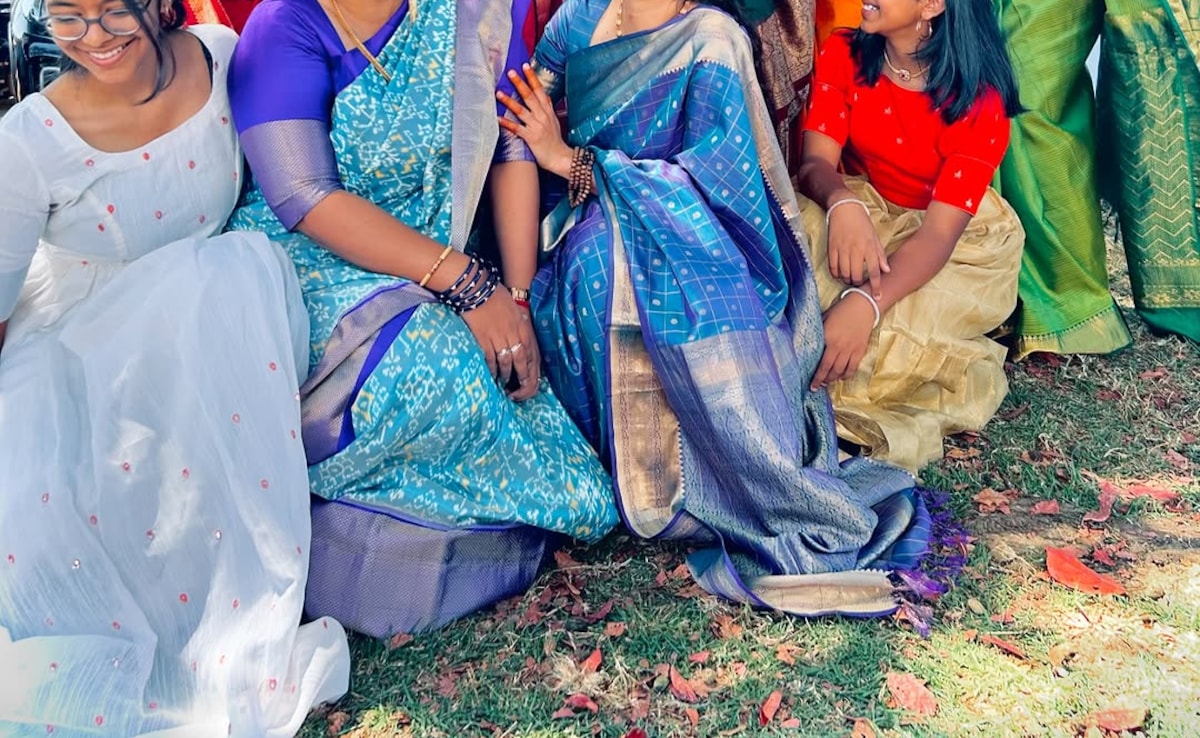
[669,665,701,703]
[326,711,350,736]
[604,621,627,638]
[973,488,1011,514]
[688,650,710,664]
[583,599,615,624]
[776,644,801,665]
[710,613,743,639]
[553,550,583,569]
[684,707,700,728]
[884,672,938,719]
[1085,707,1148,732]
[564,693,599,713]
[1082,484,1117,524]
[387,632,414,650]
[850,718,877,738]
[979,634,1027,659]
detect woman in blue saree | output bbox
[224,0,618,636]
[496,0,955,618]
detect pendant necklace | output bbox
[883,50,925,83]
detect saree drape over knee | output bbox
[228,0,617,636]
[502,0,952,617]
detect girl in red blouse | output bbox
[795,0,1024,471]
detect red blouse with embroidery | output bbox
[803,31,1010,215]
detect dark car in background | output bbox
[6,0,60,101]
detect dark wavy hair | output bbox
[848,0,1023,124]
[56,0,187,102]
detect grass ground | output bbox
[304,218,1200,738]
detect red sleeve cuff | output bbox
[931,154,996,215]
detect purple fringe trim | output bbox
[892,487,971,637]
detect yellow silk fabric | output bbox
[799,178,1025,472]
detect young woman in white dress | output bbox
[0,1,349,734]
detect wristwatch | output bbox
[509,286,530,302]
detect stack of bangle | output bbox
[434,254,500,313]
[567,146,596,208]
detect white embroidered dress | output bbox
[0,25,349,736]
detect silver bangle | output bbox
[839,287,881,329]
[825,197,869,227]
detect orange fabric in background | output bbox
[816,0,861,42]
[183,0,233,28]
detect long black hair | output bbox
[848,0,1023,124]
[56,0,187,102]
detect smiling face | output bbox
[45,0,160,86]
[859,0,941,40]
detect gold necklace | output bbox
[615,0,690,38]
[329,0,404,82]
[883,50,926,83]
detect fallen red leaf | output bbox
[564,693,599,713]
[669,666,701,703]
[850,718,877,738]
[387,632,414,650]
[1045,547,1126,595]
[973,488,1012,514]
[1182,432,1198,444]
[989,609,1015,625]
[1030,499,1060,515]
[962,629,978,641]
[584,599,616,624]
[684,707,700,728]
[1138,366,1168,381]
[1121,484,1181,504]
[1091,547,1117,567]
[946,447,981,461]
[654,570,668,587]
[780,717,802,728]
[979,634,1028,659]
[604,621,628,638]
[550,707,576,720]
[1082,484,1117,524]
[1096,389,1122,401]
[580,648,602,674]
[885,672,938,719]
[1165,450,1191,470]
[759,690,783,726]
[687,651,710,664]
[624,730,649,738]
[1086,707,1148,732]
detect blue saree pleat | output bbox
[532,6,943,616]
[228,0,617,635]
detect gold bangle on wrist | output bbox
[419,245,455,288]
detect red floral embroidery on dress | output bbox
[182,468,190,479]
[5,554,12,564]
[179,593,189,603]
[48,662,57,672]
[267,678,278,691]
[45,726,54,734]
[111,621,120,630]
[260,479,270,489]
[290,430,297,439]
[198,215,207,224]
[269,362,278,371]
[121,462,131,472]
[220,116,229,124]
[94,717,103,727]
[146,529,155,539]
[142,152,150,161]
[232,598,239,609]
[85,159,95,167]
[148,702,158,710]
[97,224,105,232]
[155,210,163,220]
[41,492,50,504]
[188,161,196,169]
[88,515,98,526]
[231,413,241,423]
[44,119,53,127]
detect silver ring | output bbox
[508,342,524,354]
[497,347,511,358]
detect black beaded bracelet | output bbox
[434,255,501,314]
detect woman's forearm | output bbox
[489,161,541,290]
[796,156,855,209]
[872,208,971,311]
[295,191,473,292]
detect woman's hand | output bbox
[461,289,542,401]
[827,201,890,299]
[497,64,573,178]
[810,293,876,391]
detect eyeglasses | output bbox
[43,0,152,42]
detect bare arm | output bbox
[795,131,856,211]
[488,160,541,292]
